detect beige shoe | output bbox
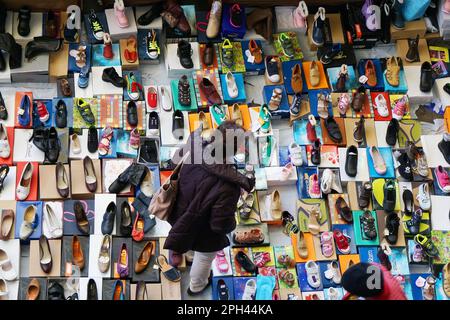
[268,88,283,111]
[291,63,303,94]
[71,134,81,154]
[140,167,153,197]
[317,93,329,119]
[443,262,450,298]
[199,111,212,140]
[231,104,243,126]
[270,190,282,220]
[308,205,321,235]
[206,0,222,39]
[296,231,308,259]
[386,57,400,87]
[309,61,320,87]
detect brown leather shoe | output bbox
[249,39,263,64]
[0,209,14,240]
[55,162,69,198]
[26,278,40,300]
[134,241,154,274]
[386,56,400,87]
[39,235,53,274]
[163,0,191,34]
[73,201,90,234]
[199,77,222,105]
[83,156,97,193]
[352,86,366,112]
[365,60,377,87]
[203,42,214,66]
[72,235,85,270]
[291,63,303,94]
[353,116,365,143]
[60,78,72,97]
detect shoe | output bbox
[18,94,31,127]
[178,75,191,106]
[308,174,321,198]
[438,133,450,164]
[86,126,98,154]
[369,146,387,175]
[385,118,399,146]
[324,116,342,143]
[76,98,95,125]
[135,241,154,274]
[97,235,111,273]
[392,96,407,120]
[334,196,352,223]
[102,33,114,60]
[311,7,325,46]
[412,243,424,263]
[43,204,62,239]
[420,62,433,92]
[320,168,336,194]
[336,93,349,116]
[0,124,10,159]
[257,104,271,133]
[345,146,358,178]
[0,92,7,120]
[54,100,67,128]
[88,10,105,41]
[0,209,14,240]
[138,2,163,26]
[443,263,450,298]
[72,235,85,270]
[225,72,238,99]
[279,33,295,58]
[0,248,17,280]
[25,37,62,60]
[98,126,113,156]
[336,64,348,92]
[415,234,439,257]
[353,116,365,143]
[321,231,334,258]
[291,64,303,94]
[126,101,138,127]
[46,127,60,163]
[47,282,65,300]
[385,213,400,245]
[270,190,282,220]
[289,142,303,166]
[311,139,321,165]
[221,39,234,68]
[397,153,413,181]
[206,0,222,38]
[135,281,148,300]
[199,77,222,105]
[405,35,420,63]
[374,94,389,118]
[211,104,227,127]
[230,3,243,28]
[203,42,214,66]
[358,182,372,208]
[235,251,256,273]
[70,134,81,154]
[117,243,129,278]
[148,111,160,136]
[383,179,397,212]
[435,166,450,193]
[265,56,280,83]
[365,60,377,87]
[39,235,53,273]
[177,40,193,69]
[0,278,8,298]
[101,202,116,235]
[217,279,229,300]
[386,56,400,87]
[139,140,158,163]
[145,30,160,59]
[293,1,308,28]
[111,280,124,300]
[360,210,377,240]
[26,278,40,300]
[86,279,98,300]
[102,67,125,88]
[73,200,90,234]
[17,6,31,37]
[248,40,263,64]
[392,0,405,29]
[159,86,172,111]
[117,202,132,237]
[307,115,317,142]
[55,163,69,198]
[405,208,422,236]
[16,162,34,200]
[63,11,78,42]
[140,167,153,198]
[416,183,431,211]
[290,93,302,117]
[377,247,392,271]
[402,189,414,216]
[305,260,321,288]
[231,104,243,127]
[172,110,184,140]
[268,88,283,111]
[317,92,329,119]
[77,65,89,89]
[125,72,143,101]
[333,230,350,254]
[309,61,321,87]
[114,0,129,28]
[351,86,366,112]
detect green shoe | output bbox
[258,104,271,133]
[210,104,227,126]
[279,33,295,58]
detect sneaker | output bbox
[320,231,334,258]
[146,30,160,59]
[412,244,424,263]
[333,230,350,254]
[397,153,413,181]
[438,133,450,165]
[258,104,271,134]
[374,94,389,117]
[288,142,303,166]
[416,183,431,211]
[126,73,143,101]
[210,104,227,126]
[392,96,407,120]
[221,39,234,68]
[305,260,321,288]
[76,98,95,125]
[178,75,191,106]
[279,33,295,58]
[360,210,377,240]
[177,40,193,69]
[311,7,326,46]
[406,209,422,235]
[290,93,302,116]
[435,166,450,193]
[78,66,90,89]
[160,86,172,111]
[320,168,334,194]
[148,111,159,136]
[308,174,321,198]
[265,56,280,83]
[385,213,400,245]
[88,10,104,41]
[415,234,439,257]
[36,102,49,122]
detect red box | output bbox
[0,126,14,166]
[14,92,33,128]
[15,162,39,201]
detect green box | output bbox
[170,78,198,112]
[273,32,304,62]
[353,210,380,246]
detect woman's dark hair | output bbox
[216,120,245,161]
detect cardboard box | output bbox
[165,42,200,78]
[61,235,90,277]
[39,164,71,200]
[29,239,61,277]
[92,66,124,96]
[49,43,69,82]
[83,12,109,44]
[137,29,161,65]
[10,51,49,83]
[390,19,426,41]
[105,7,137,41]
[70,158,102,197]
[396,38,431,66]
[102,158,134,195]
[92,44,121,67]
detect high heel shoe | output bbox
[0,164,9,193]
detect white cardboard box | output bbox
[160,109,189,146]
[338,147,370,182]
[10,51,49,83]
[105,7,138,41]
[265,166,298,186]
[274,6,307,34]
[88,234,111,278]
[165,42,200,78]
[12,12,43,45]
[94,194,117,235]
[92,66,124,96]
[404,66,433,105]
[0,166,16,201]
[430,195,450,231]
[42,201,64,239]
[135,6,163,30]
[13,128,46,163]
[69,129,99,160]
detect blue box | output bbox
[68,43,92,74]
[32,100,53,128]
[92,43,121,67]
[332,224,358,254]
[389,247,410,275]
[308,89,333,118]
[233,277,256,300]
[296,263,324,292]
[116,130,138,158]
[98,128,118,159]
[366,147,395,179]
[220,72,246,104]
[282,59,306,95]
[123,70,144,101]
[137,29,161,65]
[357,59,385,92]
[51,98,74,128]
[15,201,43,241]
[84,12,109,44]
[241,40,266,76]
[135,164,160,199]
[382,69,408,94]
[327,65,358,92]
[293,117,324,146]
[410,273,432,300]
[63,200,95,235]
[212,277,235,300]
[318,261,341,288]
[296,167,319,199]
[323,287,344,300]
[263,85,290,119]
[358,247,380,264]
[221,4,246,39]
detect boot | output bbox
[406,35,420,63]
[103,33,113,59]
[0,33,23,69]
[391,0,404,30]
[25,36,62,60]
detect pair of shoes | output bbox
[31,127,60,163]
[161,0,191,34]
[108,163,147,194]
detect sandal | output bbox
[320,231,334,257]
[76,98,95,125]
[277,254,293,268]
[98,126,113,156]
[268,88,282,111]
[278,269,295,287]
[75,45,87,68]
[422,276,436,300]
[124,36,137,63]
[156,254,181,282]
[233,228,264,245]
[215,250,230,274]
[253,251,271,268]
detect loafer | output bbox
[235,251,257,273]
[39,235,53,273]
[126,101,138,127]
[420,62,433,92]
[102,67,125,88]
[383,179,397,212]
[119,201,133,236]
[83,156,97,193]
[135,241,154,274]
[55,163,69,198]
[324,116,342,143]
[18,94,31,127]
[87,126,98,153]
[101,201,116,235]
[172,110,184,140]
[385,118,399,146]
[46,127,60,163]
[335,196,352,223]
[345,145,358,177]
[73,200,90,234]
[72,235,85,270]
[55,100,67,128]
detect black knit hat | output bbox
[342,263,384,297]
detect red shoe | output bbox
[37,102,49,122]
[306,115,317,142]
[333,230,350,254]
[131,212,144,242]
[147,87,158,109]
[103,33,114,60]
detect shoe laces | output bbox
[91,19,103,32]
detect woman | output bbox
[164,121,254,295]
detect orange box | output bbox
[15,162,39,201]
[188,112,212,133]
[160,171,172,185]
[320,117,347,146]
[0,127,14,166]
[338,254,360,274]
[14,92,33,128]
[227,104,251,131]
[444,106,450,133]
[291,232,316,263]
[302,61,329,90]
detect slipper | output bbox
[255,275,276,300]
[156,255,181,282]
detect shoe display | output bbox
[206,0,222,38]
[178,75,191,106]
[88,10,105,41]
[265,56,280,83]
[199,77,222,105]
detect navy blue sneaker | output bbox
[311,7,326,46]
[18,94,30,126]
[78,66,89,88]
[290,93,302,116]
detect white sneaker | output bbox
[71,134,81,154]
[0,124,10,159]
[0,249,18,281]
[44,203,63,239]
[159,86,173,111]
[289,142,303,166]
[280,163,294,181]
[241,279,256,300]
[0,278,8,298]
[327,287,340,300]
[225,72,238,98]
[320,169,334,194]
[416,183,431,211]
[16,162,34,200]
[375,94,389,117]
[19,205,38,240]
[324,261,341,284]
[305,260,321,288]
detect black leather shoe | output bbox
[101,201,116,235]
[385,118,399,146]
[108,165,133,193]
[0,33,23,69]
[438,135,450,164]
[383,179,397,212]
[87,279,98,300]
[402,189,414,216]
[31,127,48,152]
[18,7,31,37]
[420,62,433,92]
[324,116,342,143]
[47,282,65,300]
[46,127,60,163]
[139,139,158,163]
[172,110,184,140]
[126,101,138,127]
[88,126,98,153]
[311,139,321,165]
[120,201,133,236]
[405,34,419,63]
[345,145,358,178]
[0,92,7,120]
[55,100,67,128]
[177,40,193,69]
[25,37,62,60]
[102,67,125,88]
[137,2,164,26]
[235,251,257,273]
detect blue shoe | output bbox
[78,66,90,88]
[392,1,405,30]
[112,280,124,300]
[18,94,31,126]
[311,7,326,46]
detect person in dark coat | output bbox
[164,121,254,295]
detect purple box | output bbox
[221,4,246,39]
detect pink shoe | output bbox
[215,250,230,273]
[98,126,114,156]
[412,244,424,263]
[308,174,321,198]
[392,96,407,120]
[435,165,450,193]
[114,0,129,28]
[320,231,334,257]
[369,146,387,175]
[293,1,309,28]
[338,93,350,115]
[129,128,140,150]
[444,0,450,14]
[253,251,271,268]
